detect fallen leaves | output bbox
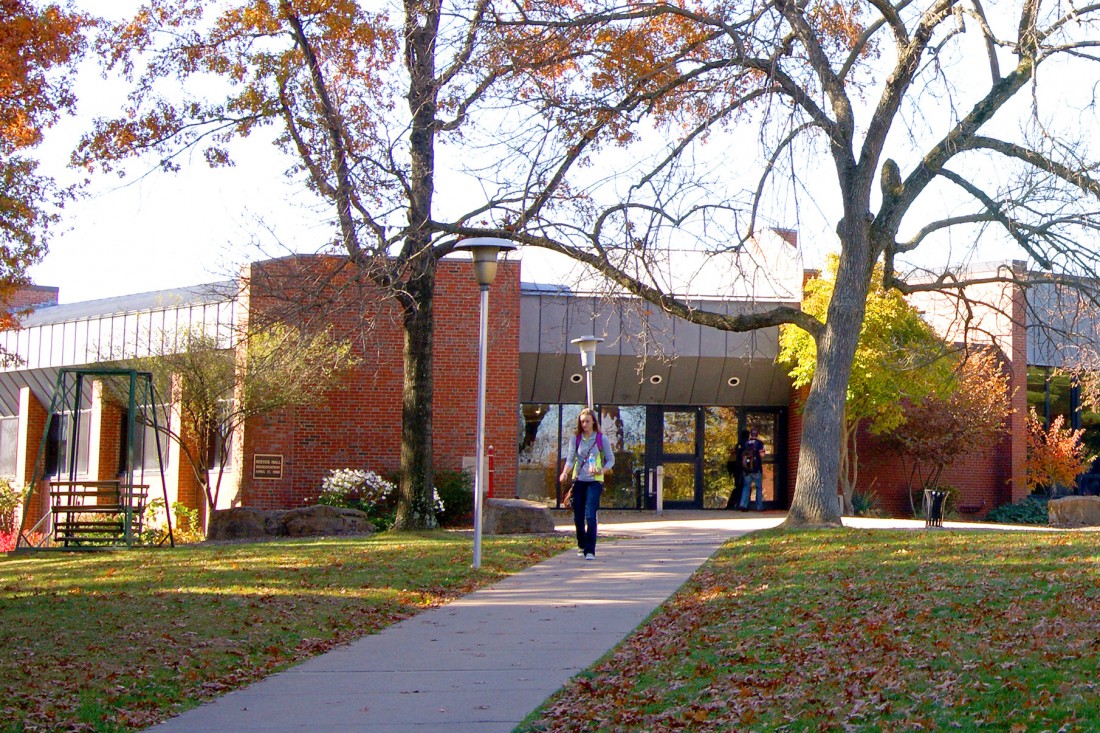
[519,529,1100,732]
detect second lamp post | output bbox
[570,335,604,411]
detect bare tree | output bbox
[449,0,1100,526]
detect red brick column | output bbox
[16,387,49,536]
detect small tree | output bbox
[117,324,358,524]
[1025,408,1091,498]
[882,351,1012,513]
[779,255,952,513]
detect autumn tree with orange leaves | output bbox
[1025,408,1091,497]
[73,1,599,529]
[0,0,89,329]
[455,0,1100,526]
[880,350,1012,513]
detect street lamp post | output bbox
[570,335,604,411]
[454,237,516,569]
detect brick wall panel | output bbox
[238,256,520,510]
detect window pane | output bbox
[518,404,557,503]
[704,407,739,509]
[662,411,695,455]
[0,417,16,477]
[661,462,695,502]
[600,405,645,509]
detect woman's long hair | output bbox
[572,407,601,438]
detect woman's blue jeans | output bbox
[571,480,603,555]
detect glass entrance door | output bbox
[742,411,783,509]
[647,407,701,508]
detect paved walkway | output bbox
[141,512,1023,732]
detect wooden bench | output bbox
[49,481,150,547]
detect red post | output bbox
[488,445,495,498]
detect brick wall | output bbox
[786,384,1016,518]
[95,392,123,481]
[9,285,59,311]
[238,255,521,510]
[17,388,49,533]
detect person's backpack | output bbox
[740,442,757,472]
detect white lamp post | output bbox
[570,335,604,410]
[454,237,516,569]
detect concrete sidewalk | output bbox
[143,515,781,733]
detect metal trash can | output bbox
[924,489,948,528]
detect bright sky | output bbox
[30,123,333,303]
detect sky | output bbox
[31,125,333,303]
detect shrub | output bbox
[316,468,398,530]
[141,499,205,544]
[986,496,1049,525]
[0,529,15,552]
[851,489,880,517]
[435,469,473,527]
[0,478,21,534]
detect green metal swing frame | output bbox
[16,368,174,550]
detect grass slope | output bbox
[520,528,1100,732]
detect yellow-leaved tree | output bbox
[778,254,954,514]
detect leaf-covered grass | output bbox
[520,529,1100,732]
[0,531,573,733]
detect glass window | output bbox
[599,405,645,509]
[703,407,740,509]
[49,410,91,479]
[0,416,16,477]
[206,400,235,471]
[662,410,695,455]
[518,404,558,503]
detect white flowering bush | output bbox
[314,468,450,529]
[318,468,395,513]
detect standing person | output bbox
[725,429,750,509]
[559,407,615,560]
[738,428,767,511]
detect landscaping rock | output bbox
[1049,496,1100,527]
[207,505,374,541]
[283,505,375,537]
[206,507,271,541]
[483,498,556,534]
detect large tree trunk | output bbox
[391,0,441,530]
[393,264,439,530]
[785,220,875,527]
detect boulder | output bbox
[283,504,374,537]
[483,498,556,535]
[206,507,271,541]
[1049,496,1100,527]
[207,505,374,541]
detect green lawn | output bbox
[8,527,1100,733]
[519,529,1100,732]
[0,531,573,733]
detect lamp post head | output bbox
[571,335,604,369]
[453,237,517,288]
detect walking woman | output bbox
[559,407,615,560]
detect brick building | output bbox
[0,244,1078,538]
